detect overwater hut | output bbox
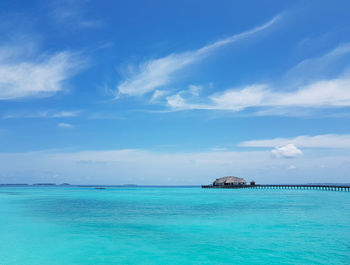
[213,176,246,186]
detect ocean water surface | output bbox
[0,186,349,265]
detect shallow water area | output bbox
[0,186,349,264]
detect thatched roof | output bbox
[213,176,246,185]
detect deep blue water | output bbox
[0,187,349,264]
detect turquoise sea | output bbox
[0,186,349,265]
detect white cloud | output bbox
[285,43,350,83]
[166,93,187,109]
[188,85,202,96]
[210,84,267,110]
[3,110,81,119]
[271,144,303,158]
[239,134,350,148]
[58,123,74,128]
[166,77,350,111]
[150,90,169,102]
[288,165,297,170]
[276,78,350,107]
[118,53,195,96]
[117,16,280,96]
[52,111,81,118]
[165,84,204,108]
[156,41,350,115]
[0,48,85,100]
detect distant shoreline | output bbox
[0,184,202,188]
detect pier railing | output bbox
[202,184,350,191]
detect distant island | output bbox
[33,183,56,186]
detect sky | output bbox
[1,0,350,185]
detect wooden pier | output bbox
[202,184,350,192]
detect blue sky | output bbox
[1,0,350,184]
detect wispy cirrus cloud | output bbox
[50,0,103,29]
[2,110,82,119]
[166,77,350,111]
[116,15,280,97]
[150,90,170,103]
[150,37,349,116]
[285,42,350,84]
[52,110,81,118]
[58,123,74,128]
[239,134,350,149]
[0,44,86,100]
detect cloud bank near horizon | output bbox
[0,142,349,185]
[239,134,350,148]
